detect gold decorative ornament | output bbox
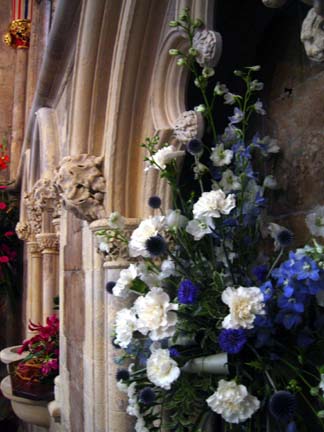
[3,19,31,49]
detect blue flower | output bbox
[139,387,156,405]
[252,265,268,283]
[116,369,130,382]
[169,347,180,358]
[275,310,302,329]
[260,281,273,302]
[148,195,162,209]
[186,138,203,155]
[269,391,297,422]
[229,107,244,124]
[218,329,247,354]
[178,279,199,304]
[145,235,167,256]
[210,166,222,181]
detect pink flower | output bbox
[0,202,7,210]
[41,359,59,376]
[0,186,7,190]
[0,256,9,263]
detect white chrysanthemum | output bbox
[113,264,138,298]
[306,206,324,238]
[108,211,125,229]
[220,169,241,192]
[210,144,233,167]
[186,217,215,240]
[129,216,164,257]
[193,189,236,220]
[206,380,260,423]
[146,348,180,390]
[164,209,188,229]
[114,308,137,348]
[134,287,178,340]
[221,286,265,329]
[147,145,184,171]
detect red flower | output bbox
[4,231,15,237]
[0,256,9,263]
[0,202,7,210]
[0,186,7,190]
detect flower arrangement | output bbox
[11,315,59,400]
[97,9,324,432]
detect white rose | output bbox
[134,287,178,341]
[221,286,265,329]
[129,216,164,257]
[186,217,215,240]
[146,348,180,390]
[207,379,260,423]
[164,209,188,229]
[113,264,138,298]
[114,308,137,348]
[193,189,236,220]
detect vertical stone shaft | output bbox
[11,49,27,179]
[28,241,42,335]
[41,246,59,322]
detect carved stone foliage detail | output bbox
[54,154,106,222]
[33,177,61,216]
[301,7,324,62]
[192,29,223,68]
[24,192,42,237]
[173,111,204,144]
[15,221,31,241]
[36,233,59,252]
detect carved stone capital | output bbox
[90,218,140,267]
[35,233,59,252]
[33,177,61,216]
[192,29,223,68]
[301,7,324,62]
[27,241,42,255]
[15,221,32,241]
[54,154,106,223]
[173,110,204,144]
[24,192,42,237]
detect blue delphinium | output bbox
[253,265,268,283]
[218,329,247,354]
[178,279,199,304]
[260,281,273,302]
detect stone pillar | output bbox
[36,233,59,323]
[11,49,28,179]
[28,241,43,330]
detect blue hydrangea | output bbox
[218,329,247,354]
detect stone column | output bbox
[100,218,139,432]
[36,233,59,323]
[28,241,43,331]
[11,49,28,179]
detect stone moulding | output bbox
[54,154,106,223]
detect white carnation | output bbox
[134,287,178,340]
[193,189,236,220]
[221,286,265,329]
[210,144,233,166]
[186,217,215,240]
[114,308,137,348]
[306,206,324,238]
[207,379,260,423]
[113,264,138,298]
[129,216,164,257]
[146,348,180,390]
[147,145,184,171]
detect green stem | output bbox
[266,248,283,279]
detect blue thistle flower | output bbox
[148,195,162,209]
[178,279,199,304]
[116,369,130,382]
[218,329,247,354]
[269,391,297,422]
[277,229,294,248]
[186,138,203,155]
[139,387,156,404]
[169,347,180,358]
[145,235,167,257]
[106,281,116,293]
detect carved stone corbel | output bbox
[173,110,204,144]
[192,29,223,68]
[54,154,106,222]
[301,7,324,62]
[15,221,32,241]
[23,191,42,240]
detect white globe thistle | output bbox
[193,189,236,220]
[114,308,138,348]
[129,216,164,257]
[206,379,260,423]
[210,144,233,167]
[221,286,265,329]
[134,287,178,341]
[146,348,180,390]
[305,206,324,238]
[113,264,138,298]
